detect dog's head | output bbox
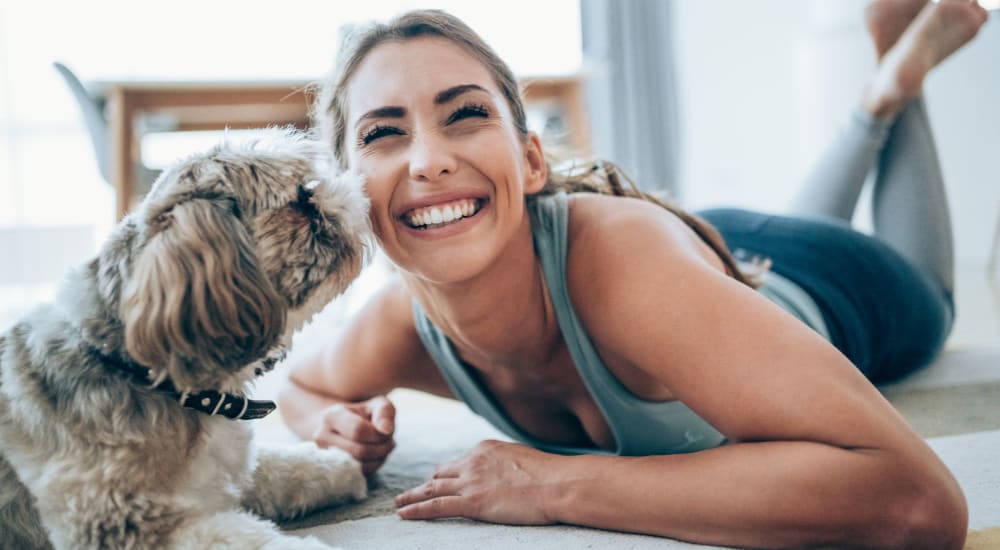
[118,129,369,391]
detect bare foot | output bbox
[864,0,989,118]
[865,0,929,59]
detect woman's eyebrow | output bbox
[434,84,488,105]
[354,106,406,130]
[353,84,488,130]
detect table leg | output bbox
[109,88,135,220]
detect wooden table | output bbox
[95,76,588,220]
[93,79,313,219]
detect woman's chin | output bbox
[388,245,496,285]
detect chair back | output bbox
[53,62,110,182]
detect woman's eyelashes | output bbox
[445,102,490,124]
[360,124,403,146]
[358,103,492,147]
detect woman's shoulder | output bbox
[566,191,697,229]
[563,192,730,341]
[565,192,711,266]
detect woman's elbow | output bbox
[886,475,967,550]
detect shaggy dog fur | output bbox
[0,130,370,549]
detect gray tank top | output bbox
[412,192,828,456]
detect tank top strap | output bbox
[527,192,725,455]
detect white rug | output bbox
[288,427,1000,549]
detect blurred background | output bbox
[1,0,998,344]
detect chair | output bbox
[52,62,161,203]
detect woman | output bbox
[280,2,988,548]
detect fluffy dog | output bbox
[0,130,370,549]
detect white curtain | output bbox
[580,0,680,195]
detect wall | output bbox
[672,0,1000,265]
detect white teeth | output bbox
[406,199,481,229]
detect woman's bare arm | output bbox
[278,273,451,440]
[545,195,967,548]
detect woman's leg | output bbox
[860,0,988,295]
[714,2,989,379]
[788,0,928,221]
[793,0,987,294]
[788,110,891,222]
[871,97,954,294]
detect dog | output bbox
[0,129,370,549]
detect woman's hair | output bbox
[313,9,760,288]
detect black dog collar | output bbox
[89,346,277,420]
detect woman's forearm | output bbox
[544,440,966,549]
[276,378,346,440]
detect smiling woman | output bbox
[278,5,988,549]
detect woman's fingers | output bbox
[310,398,399,475]
[365,395,396,436]
[397,496,468,520]
[431,459,463,479]
[318,430,396,462]
[320,403,392,444]
[395,478,466,508]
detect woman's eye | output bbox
[447,104,490,124]
[361,125,404,145]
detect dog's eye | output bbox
[292,185,320,218]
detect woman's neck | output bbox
[404,215,560,372]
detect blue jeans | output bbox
[697,208,955,383]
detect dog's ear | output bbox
[121,197,286,389]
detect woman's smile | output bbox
[398,196,491,239]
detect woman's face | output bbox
[344,36,546,283]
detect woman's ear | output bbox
[523,132,548,194]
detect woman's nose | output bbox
[408,131,457,182]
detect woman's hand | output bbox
[394,440,560,525]
[312,395,396,475]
